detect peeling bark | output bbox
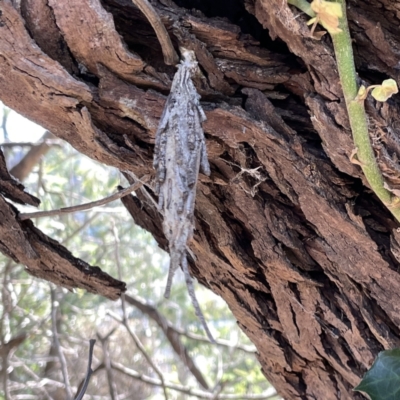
[2,0,400,397]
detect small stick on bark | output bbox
[131,0,179,65]
[19,176,150,221]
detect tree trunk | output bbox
[1,0,400,398]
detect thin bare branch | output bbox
[124,293,210,388]
[108,310,169,400]
[2,350,10,400]
[74,339,96,400]
[0,140,63,148]
[75,359,104,398]
[62,213,99,246]
[170,326,256,353]
[0,260,14,344]
[131,0,179,65]
[111,361,278,400]
[125,293,254,352]
[211,382,225,400]
[96,333,118,400]
[8,378,65,392]
[1,260,19,400]
[50,288,73,400]
[14,359,54,400]
[0,333,28,360]
[19,176,150,220]
[111,223,169,399]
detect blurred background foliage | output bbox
[0,104,278,400]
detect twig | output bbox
[169,325,256,353]
[62,214,99,246]
[3,346,10,400]
[131,0,179,65]
[0,139,63,148]
[96,333,118,400]
[111,224,169,399]
[0,260,13,347]
[108,309,169,400]
[211,348,224,396]
[211,380,225,400]
[0,333,28,360]
[74,339,96,400]
[8,379,63,391]
[124,293,210,389]
[19,176,150,220]
[50,288,73,400]
[74,360,104,398]
[111,361,279,400]
[13,358,54,400]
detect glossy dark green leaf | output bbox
[355,349,400,400]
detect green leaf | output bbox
[355,349,400,400]
[371,79,398,102]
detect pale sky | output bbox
[0,102,46,143]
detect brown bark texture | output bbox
[1,0,400,397]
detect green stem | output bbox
[290,0,400,221]
[287,0,314,16]
[331,0,400,220]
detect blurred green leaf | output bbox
[355,349,400,400]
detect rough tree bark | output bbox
[1,0,400,398]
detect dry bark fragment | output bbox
[47,0,145,78]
